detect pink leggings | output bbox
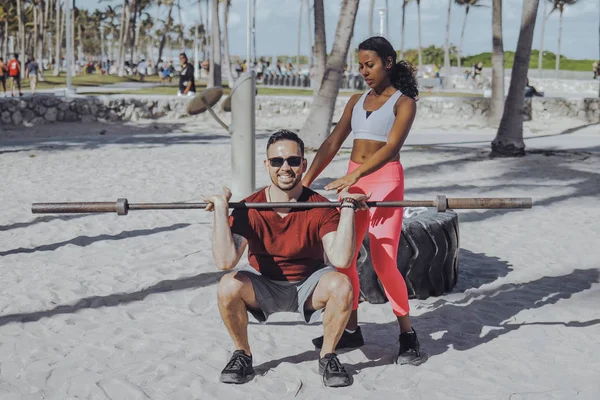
[338,160,410,317]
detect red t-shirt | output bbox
[7,59,20,77]
[229,187,340,282]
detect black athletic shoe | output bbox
[396,328,428,365]
[312,326,365,349]
[220,350,255,384]
[318,353,352,387]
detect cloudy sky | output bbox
[85,0,598,60]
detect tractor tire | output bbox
[357,209,460,303]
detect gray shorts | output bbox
[237,265,336,324]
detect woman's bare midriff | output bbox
[350,139,399,164]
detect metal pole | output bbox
[31,197,534,216]
[230,71,256,200]
[378,9,385,37]
[65,0,73,95]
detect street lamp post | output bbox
[378,8,386,37]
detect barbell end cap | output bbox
[436,195,448,212]
[116,198,129,216]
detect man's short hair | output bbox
[266,129,305,156]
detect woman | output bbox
[302,36,424,365]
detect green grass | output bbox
[462,50,596,72]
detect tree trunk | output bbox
[306,0,312,66]
[368,0,374,37]
[118,0,129,76]
[300,0,359,149]
[489,0,504,126]
[34,5,38,61]
[16,0,25,78]
[129,0,138,64]
[555,7,563,79]
[312,0,327,90]
[417,0,422,71]
[400,0,406,60]
[491,0,540,157]
[297,0,303,68]
[3,21,8,61]
[208,0,221,87]
[538,0,547,78]
[157,1,174,67]
[222,0,234,85]
[457,6,470,69]
[444,0,452,78]
[53,0,62,76]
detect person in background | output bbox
[177,53,195,97]
[26,57,40,95]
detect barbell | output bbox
[31,195,533,216]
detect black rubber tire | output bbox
[357,209,460,303]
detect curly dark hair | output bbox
[358,36,419,99]
[267,129,304,156]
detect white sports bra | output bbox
[351,89,402,142]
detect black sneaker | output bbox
[396,328,428,365]
[312,326,365,349]
[220,350,255,384]
[318,353,352,387]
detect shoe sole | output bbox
[312,340,365,350]
[220,371,255,384]
[396,352,429,366]
[323,376,353,388]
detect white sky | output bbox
[85,0,600,60]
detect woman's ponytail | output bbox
[392,60,419,100]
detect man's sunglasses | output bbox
[268,156,304,167]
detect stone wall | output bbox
[446,74,599,96]
[1,94,598,128]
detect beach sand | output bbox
[1,115,599,399]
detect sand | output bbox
[1,114,599,400]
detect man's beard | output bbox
[271,171,302,191]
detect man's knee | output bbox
[326,272,353,304]
[217,272,250,301]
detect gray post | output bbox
[229,71,256,200]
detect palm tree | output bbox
[299,0,360,149]
[312,0,326,88]
[400,0,408,59]
[548,0,578,79]
[368,0,375,37]
[53,0,62,76]
[416,0,423,71]
[222,0,234,85]
[489,0,504,125]
[455,0,486,69]
[491,0,540,157]
[443,0,452,78]
[156,0,174,67]
[16,0,25,78]
[297,0,303,67]
[208,0,221,87]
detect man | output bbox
[137,59,147,82]
[177,53,195,96]
[0,57,7,96]
[202,130,369,387]
[26,56,40,95]
[7,53,23,97]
